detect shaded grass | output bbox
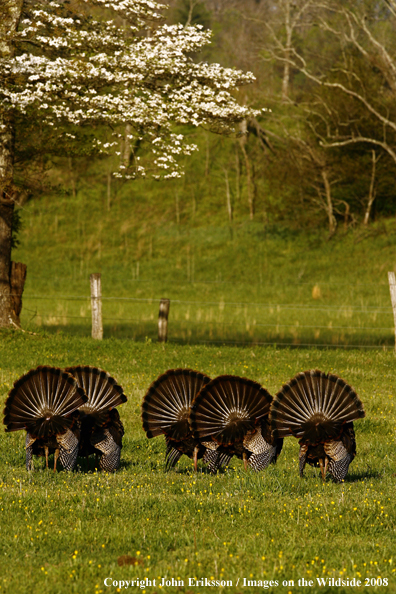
[12,185,396,347]
[0,333,395,593]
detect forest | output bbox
[3,0,396,233]
[8,0,396,230]
[163,0,396,233]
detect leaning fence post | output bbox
[388,272,396,350]
[90,273,103,340]
[158,298,170,343]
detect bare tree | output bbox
[263,0,315,101]
[364,150,381,225]
[274,1,396,165]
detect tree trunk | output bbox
[68,157,77,199]
[282,0,292,101]
[363,150,378,226]
[239,121,255,220]
[321,169,337,238]
[10,261,27,321]
[0,0,25,328]
[123,123,131,168]
[224,168,232,223]
[235,143,240,202]
[107,169,111,210]
[0,199,15,326]
[205,132,210,177]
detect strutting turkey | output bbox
[270,369,365,482]
[141,369,212,470]
[65,366,127,472]
[3,366,87,471]
[190,375,283,473]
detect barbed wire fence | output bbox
[18,273,396,350]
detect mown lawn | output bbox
[0,332,395,593]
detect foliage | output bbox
[4,0,396,232]
[258,0,396,228]
[0,0,257,181]
[174,0,396,230]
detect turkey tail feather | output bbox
[271,370,365,443]
[3,366,87,439]
[190,375,273,445]
[142,369,211,440]
[65,366,126,424]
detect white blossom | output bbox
[0,0,260,178]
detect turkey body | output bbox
[270,369,365,482]
[190,375,283,473]
[66,366,127,472]
[3,366,87,471]
[141,369,211,470]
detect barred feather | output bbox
[271,370,364,482]
[3,366,87,471]
[3,366,86,438]
[271,369,365,442]
[244,427,277,471]
[66,367,127,472]
[99,446,121,472]
[165,438,183,470]
[328,453,353,483]
[190,375,272,444]
[66,366,126,426]
[218,451,233,469]
[202,448,221,473]
[90,427,122,472]
[142,369,211,440]
[190,375,282,472]
[142,369,211,469]
[58,429,80,471]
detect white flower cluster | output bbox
[0,0,258,178]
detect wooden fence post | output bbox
[90,273,103,340]
[10,261,27,327]
[158,298,170,343]
[388,272,396,350]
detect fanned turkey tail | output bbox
[66,366,127,472]
[141,369,211,470]
[3,366,87,471]
[270,369,365,482]
[190,375,282,472]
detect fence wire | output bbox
[21,291,396,350]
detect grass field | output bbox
[13,187,396,348]
[1,332,395,594]
[7,152,396,593]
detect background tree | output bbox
[261,0,396,227]
[0,0,257,327]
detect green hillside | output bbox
[13,166,396,348]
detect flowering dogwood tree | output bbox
[0,0,257,327]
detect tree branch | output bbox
[319,136,396,165]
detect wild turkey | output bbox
[141,368,212,470]
[3,366,87,471]
[190,375,283,473]
[270,369,365,482]
[65,366,127,472]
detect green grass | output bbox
[0,333,395,593]
[14,187,396,348]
